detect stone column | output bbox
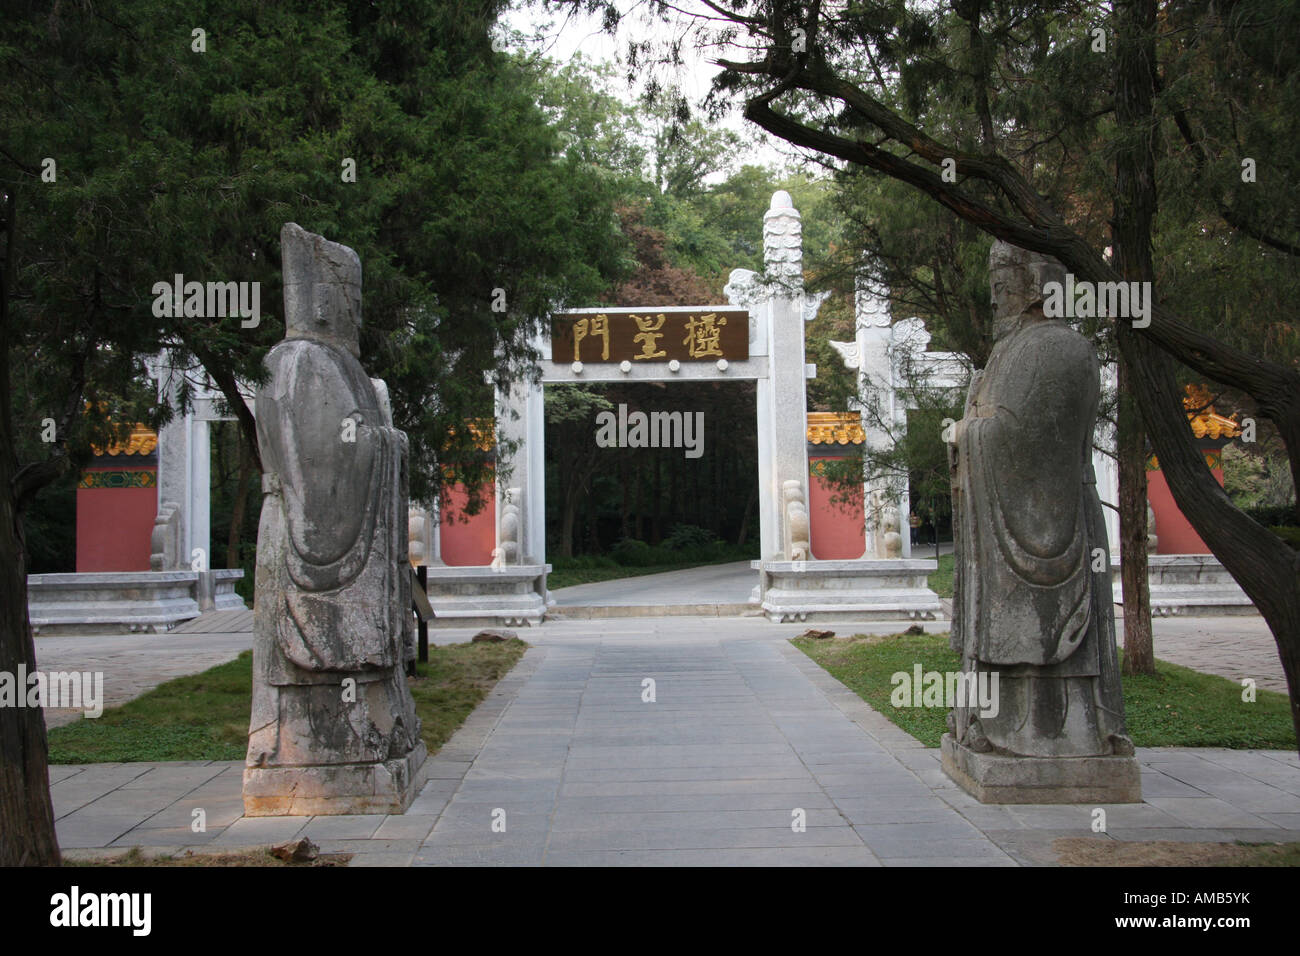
[189,417,210,569]
[852,273,909,557]
[758,191,812,560]
[427,495,444,565]
[152,354,191,565]
[494,360,545,566]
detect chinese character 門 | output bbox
[573,314,610,361]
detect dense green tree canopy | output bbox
[2,0,631,504]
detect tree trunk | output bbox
[560,485,578,559]
[712,444,722,535]
[668,453,678,532]
[692,455,701,526]
[0,189,60,866]
[226,433,254,571]
[651,456,661,544]
[736,483,757,548]
[1113,0,1158,679]
[1118,364,1155,675]
[0,486,60,866]
[586,483,599,554]
[634,455,643,540]
[620,453,630,540]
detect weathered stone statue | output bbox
[243,223,426,815]
[941,239,1139,803]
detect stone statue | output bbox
[782,479,811,561]
[868,489,903,559]
[881,502,902,559]
[498,487,522,565]
[408,506,433,567]
[243,223,426,815]
[150,501,182,571]
[942,239,1138,802]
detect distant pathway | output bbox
[549,560,757,608]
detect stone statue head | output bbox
[281,222,363,357]
[988,239,1067,340]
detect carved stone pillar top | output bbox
[763,191,803,290]
[853,273,892,330]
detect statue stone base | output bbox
[941,733,1141,804]
[243,742,429,816]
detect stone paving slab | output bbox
[44,615,1300,867]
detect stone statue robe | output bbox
[247,335,419,769]
[949,316,1127,757]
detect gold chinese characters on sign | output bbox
[553,309,749,364]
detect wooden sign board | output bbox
[552,309,749,364]
[410,568,434,621]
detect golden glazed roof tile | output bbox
[93,423,158,457]
[807,411,865,445]
[1183,384,1241,440]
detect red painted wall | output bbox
[1148,465,1223,555]
[76,468,156,572]
[808,456,865,560]
[440,481,496,566]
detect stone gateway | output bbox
[243,223,427,815]
[940,239,1140,803]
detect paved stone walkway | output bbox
[52,618,1300,867]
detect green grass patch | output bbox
[48,639,528,764]
[49,653,254,763]
[1056,838,1300,867]
[406,638,527,754]
[928,553,954,598]
[792,632,1297,750]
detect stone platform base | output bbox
[242,742,429,816]
[752,558,943,623]
[1111,554,1256,616]
[423,564,550,627]
[28,569,246,635]
[940,733,1142,804]
[549,603,757,619]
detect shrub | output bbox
[1270,526,1300,551]
[611,538,661,566]
[662,523,719,552]
[1243,503,1299,527]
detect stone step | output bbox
[547,603,759,619]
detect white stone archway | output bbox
[424,191,942,624]
[460,191,818,623]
